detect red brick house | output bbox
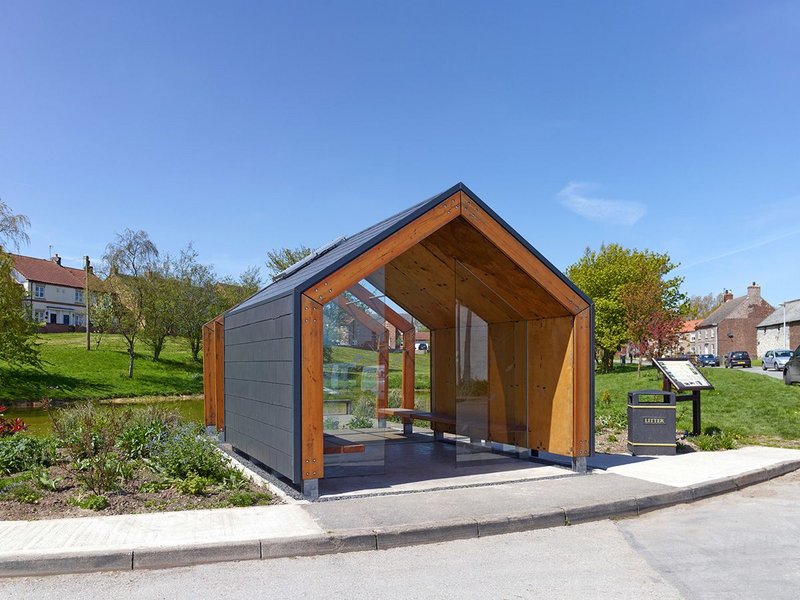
[695,283,774,358]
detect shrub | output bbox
[0,476,41,504]
[155,424,232,482]
[600,390,612,407]
[228,490,272,507]
[53,403,132,495]
[0,435,57,475]
[346,415,373,430]
[52,402,126,460]
[0,405,27,437]
[693,428,739,451]
[68,494,109,511]
[117,406,180,460]
[175,474,214,496]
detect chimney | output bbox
[51,253,62,266]
[723,289,734,302]
[747,282,761,303]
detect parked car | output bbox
[763,349,793,371]
[784,346,800,385]
[724,351,751,368]
[697,354,720,367]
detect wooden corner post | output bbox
[572,308,591,458]
[301,294,324,480]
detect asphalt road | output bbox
[4,470,800,599]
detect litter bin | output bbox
[627,390,676,456]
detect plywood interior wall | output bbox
[527,316,574,455]
[430,328,456,434]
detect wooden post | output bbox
[301,294,324,480]
[402,329,415,410]
[203,323,214,427]
[84,256,91,350]
[377,330,389,422]
[213,317,225,430]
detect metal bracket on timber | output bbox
[304,192,462,306]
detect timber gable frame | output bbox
[214,182,594,487]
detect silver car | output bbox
[763,349,793,371]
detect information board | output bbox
[653,358,714,391]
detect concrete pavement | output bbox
[10,471,800,599]
[1,446,799,577]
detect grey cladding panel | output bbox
[225,338,294,363]
[223,294,298,482]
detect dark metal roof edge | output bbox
[458,183,594,309]
[289,182,464,300]
[225,290,294,317]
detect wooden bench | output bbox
[323,434,365,455]
[379,408,455,436]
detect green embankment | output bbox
[596,365,800,441]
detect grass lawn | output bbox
[0,333,203,402]
[329,345,431,390]
[596,365,800,443]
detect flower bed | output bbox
[0,403,276,520]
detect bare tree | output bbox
[0,199,31,250]
[102,229,159,378]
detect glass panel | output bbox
[321,269,387,478]
[454,261,529,466]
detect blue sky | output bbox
[1,1,799,305]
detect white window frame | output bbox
[34,284,45,298]
[75,289,84,303]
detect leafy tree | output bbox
[567,243,685,372]
[0,200,40,371]
[173,245,217,361]
[88,291,115,349]
[102,229,159,378]
[0,253,41,371]
[620,262,685,374]
[212,266,262,315]
[140,258,178,361]
[265,245,311,279]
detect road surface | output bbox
[2,471,799,599]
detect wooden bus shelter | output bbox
[204,183,594,498]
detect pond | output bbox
[2,397,204,437]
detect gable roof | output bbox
[11,254,86,288]
[680,319,702,333]
[698,296,748,327]
[758,299,800,328]
[228,182,590,316]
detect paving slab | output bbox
[0,505,322,556]
[603,446,800,487]
[305,473,672,531]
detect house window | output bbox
[75,289,84,303]
[33,310,46,322]
[34,284,45,298]
[74,314,85,327]
[710,330,715,339]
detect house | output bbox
[695,284,774,358]
[676,319,702,355]
[202,183,593,498]
[11,253,90,332]
[757,299,800,356]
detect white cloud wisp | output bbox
[558,181,646,226]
